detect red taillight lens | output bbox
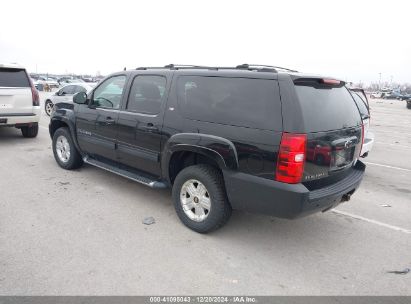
[360,123,365,155]
[276,133,307,184]
[29,79,40,106]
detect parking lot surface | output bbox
[0,93,410,295]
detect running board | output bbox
[83,156,167,189]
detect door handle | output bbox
[140,123,158,132]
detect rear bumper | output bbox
[0,107,40,126]
[361,131,374,157]
[223,161,365,219]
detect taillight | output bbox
[29,78,40,106]
[360,123,365,155]
[276,133,307,184]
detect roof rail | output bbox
[136,64,218,70]
[164,64,216,69]
[135,64,297,73]
[236,64,298,73]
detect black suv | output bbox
[49,64,366,233]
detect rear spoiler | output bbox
[293,77,346,88]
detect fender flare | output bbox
[162,133,239,182]
[50,109,82,153]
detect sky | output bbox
[1,0,410,84]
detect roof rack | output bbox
[135,64,298,73]
[236,64,298,73]
[136,64,219,70]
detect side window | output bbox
[126,75,166,114]
[75,85,87,93]
[61,85,75,95]
[92,75,126,109]
[177,76,282,130]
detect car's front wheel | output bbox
[172,164,232,233]
[45,100,54,116]
[52,127,83,169]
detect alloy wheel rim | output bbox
[180,179,211,222]
[55,135,71,163]
[45,102,53,115]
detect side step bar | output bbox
[83,156,168,189]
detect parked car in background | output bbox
[349,88,374,157]
[398,93,411,101]
[369,91,384,99]
[59,78,86,85]
[404,94,411,109]
[49,64,366,233]
[57,77,73,85]
[0,63,40,137]
[37,76,59,89]
[383,90,402,100]
[44,83,95,116]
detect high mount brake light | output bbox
[321,79,340,85]
[276,133,307,184]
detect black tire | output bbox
[45,100,54,116]
[172,164,232,233]
[407,102,411,109]
[52,127,83,170]
[21,123,38,138]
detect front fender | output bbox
[49,105,81,152]
[162,133,239,180]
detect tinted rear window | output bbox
[0,68,30,87]
[177,76,282,130]
[294,84,361,132]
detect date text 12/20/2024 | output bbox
[149,296,257,303]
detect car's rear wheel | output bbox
[52,127,83,169]
[407,102,411,109]
[45,100,54,116]
[21,123,38,138]
[172,164,232,233]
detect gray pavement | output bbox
[0,94,410,295]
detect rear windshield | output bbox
[177,76,282,130]
[0,68,30,87]
[294,83,361,132]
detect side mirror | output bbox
[73,92,87,104]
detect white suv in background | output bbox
[0,63,40,137]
